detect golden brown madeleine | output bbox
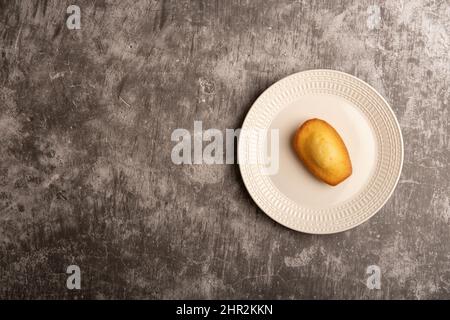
[293,119,352,186]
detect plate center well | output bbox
[267,94,377,209]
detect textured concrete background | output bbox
[0,0,449,299]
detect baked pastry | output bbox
[293,119,352,186]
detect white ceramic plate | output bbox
[238,70,403,234]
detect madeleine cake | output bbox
[293,118,352,186]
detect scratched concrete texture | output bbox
[0,0,449,299]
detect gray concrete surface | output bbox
[0,0,449,299]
